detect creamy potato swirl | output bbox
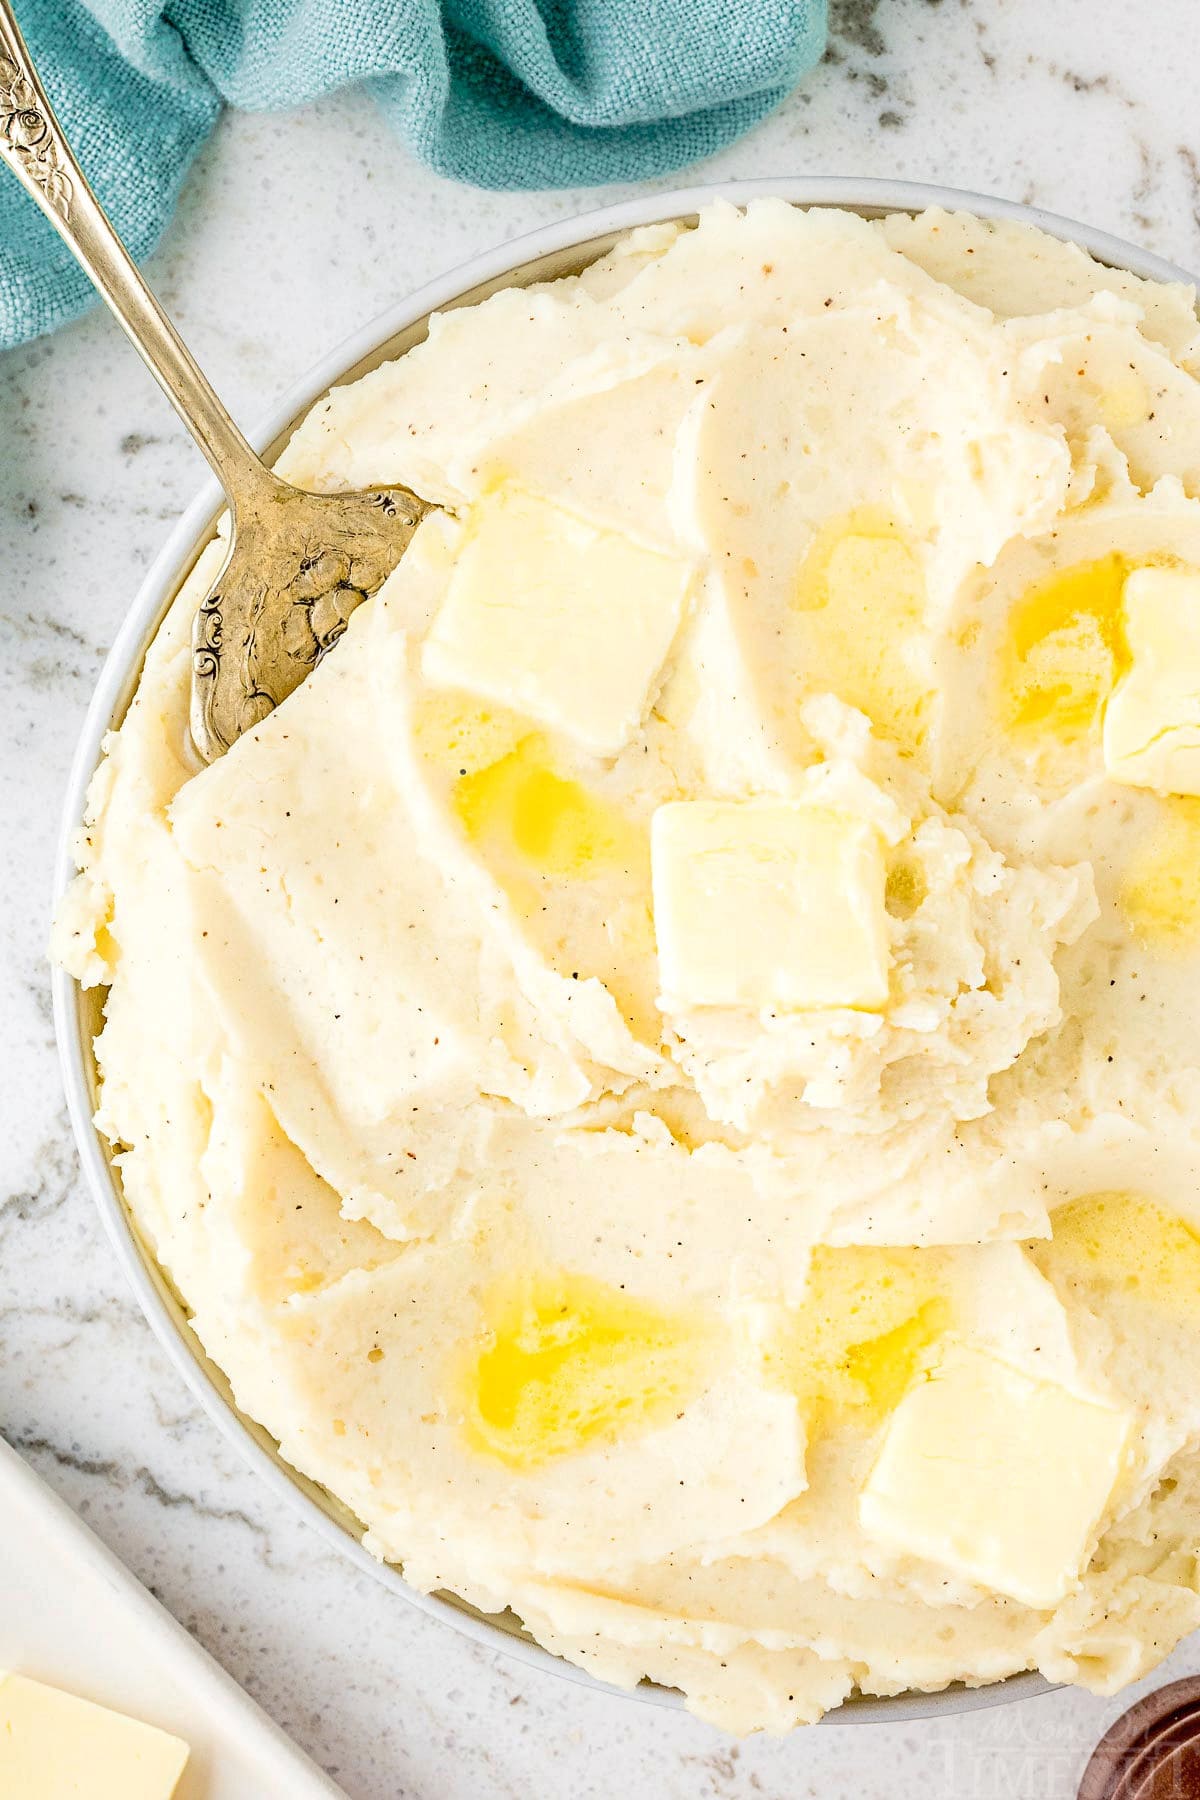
[55,204,1200,1731]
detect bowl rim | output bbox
[50,174,1200,1729]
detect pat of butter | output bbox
[651,800,890,1010]
[423,485,692,756]
[1103,567,1200,794]
[859,1341,1131,1609]
[0,1672,189,1796]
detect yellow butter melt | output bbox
[1119,796,1200,952]
[792,508,932,756]
[454,736,647,883]
[1029,1189,1200,1323]
[999,553,1130,743]
[768,1246,952,1429]
[464,1272,715,1468]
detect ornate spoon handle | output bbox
[0,0,271,507]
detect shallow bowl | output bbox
[51,175,1200,1725]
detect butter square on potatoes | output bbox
[1104,566,1200,794]
[422,484,692,756]
[651,799,890,1010]
[0,1672,189,1797]
[859,1341,1131,1609]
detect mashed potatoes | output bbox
[55,202,1200,1730]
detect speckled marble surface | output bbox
[6,1,1200,1794]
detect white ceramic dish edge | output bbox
[49,175,1200,1728]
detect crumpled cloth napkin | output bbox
[0,0,826,349]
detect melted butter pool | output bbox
[1029,1190,1200,1323]
[416,692,658,1035]
[792,508,932,756]
[771,1246,952,1428]
[1119,797,1200,952]
[465,1273,714,1468]
[999,553,1130,742]
[454,736,646,882]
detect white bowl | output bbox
[51,177,1199,1726]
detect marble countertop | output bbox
[6,1,1200,1793]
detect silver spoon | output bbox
[0,0,430,761]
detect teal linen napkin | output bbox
[0,0,826,350]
